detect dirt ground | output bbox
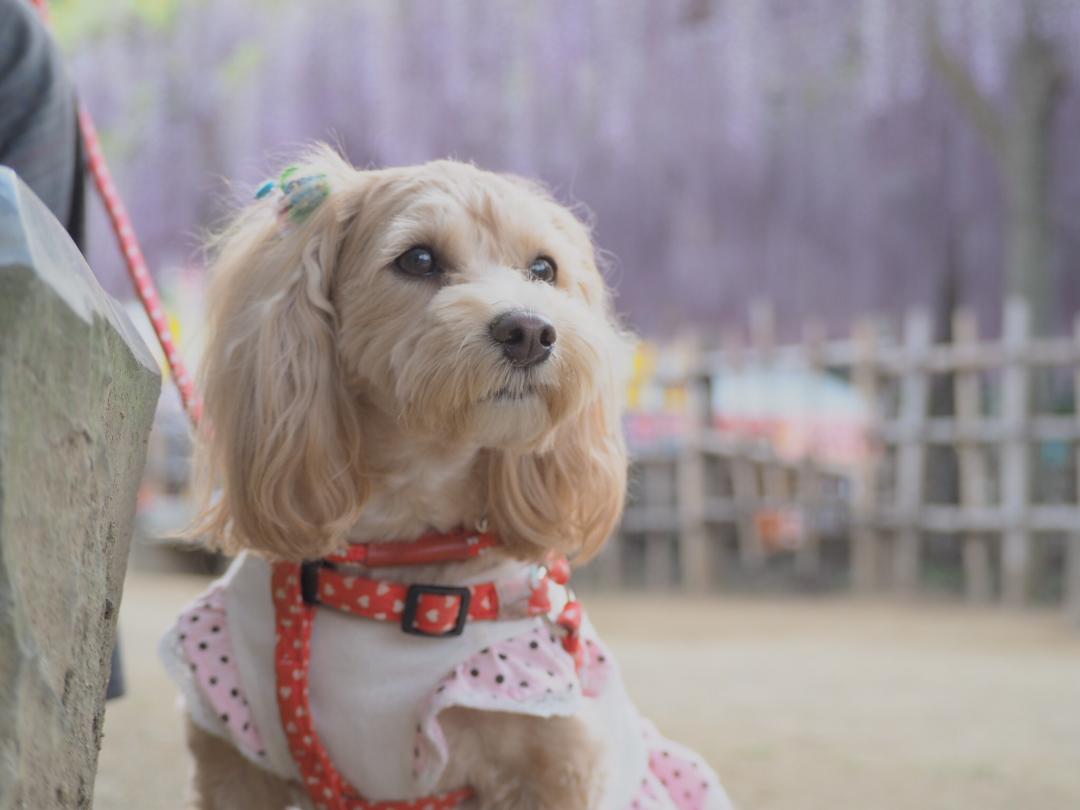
[95,569,1080,810]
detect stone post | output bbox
[0,168,160,808]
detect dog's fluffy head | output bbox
[194,146,629,562]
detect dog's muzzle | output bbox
[490,310,556,367]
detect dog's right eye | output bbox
[394,246,441,278]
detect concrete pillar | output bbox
[0,168,160,809]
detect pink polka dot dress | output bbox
[161,552,733,809]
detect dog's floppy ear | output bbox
[487,230,630,563]
[192,147,368,560]
[488,373,628,564]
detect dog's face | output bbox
[334,161,620,451]
[195,148,628,561]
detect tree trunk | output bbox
[1001,24,1062,333]
[927,3,1064,334]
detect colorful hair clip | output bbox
[254,165,330,225]
[254,179,277,200]
[280,172,330,224]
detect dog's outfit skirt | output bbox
[161,552,732,810]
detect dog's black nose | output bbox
[490,311,556,367]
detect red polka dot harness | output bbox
[270,529,581,810]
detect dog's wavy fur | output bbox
[184,146,631,809]
[192,146,628,564]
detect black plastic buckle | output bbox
[401,584,471,637]
[300,560,331,606]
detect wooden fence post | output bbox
[731,301,776,572]
[678,343,711,592]
[953,309,993,603]
[760,458,789,562]
[643,460,674,590]
[796,319,828,578]
[1001,298,1032,607]
[795,462,822,578]
[1067,313,1080,623]
[851,318,881,593]
[613,297,1080,613]
[731,450,763,569]
[894,309,932,594]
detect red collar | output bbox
[300,528,502,634]
[329,527,498,568]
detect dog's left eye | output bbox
[529,256,557,284]
[395,246,441,278]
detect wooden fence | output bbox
[602,298,1080,621]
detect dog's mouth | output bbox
[485,385,539,403]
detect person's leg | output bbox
[0,0,80,233]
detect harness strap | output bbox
[270,530,581,809]
[272,562,474,810]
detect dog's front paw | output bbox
[476,759,598,810]
[439,708,602,810]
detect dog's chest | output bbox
[348,448,486,541]
[221,554,541,800]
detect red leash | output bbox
[31,0,202,425]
